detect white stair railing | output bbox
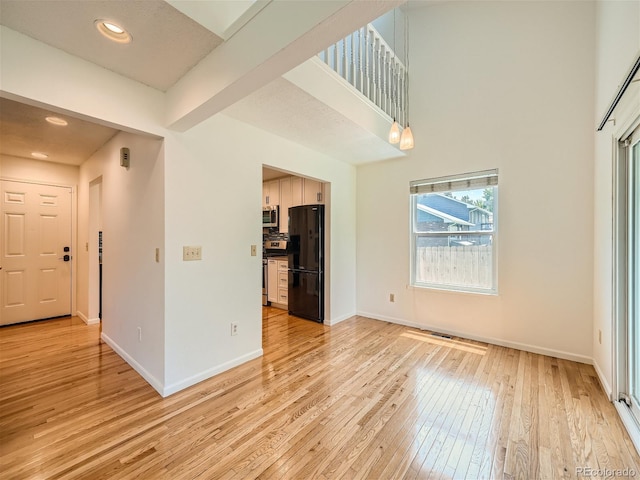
[318,24,407,126]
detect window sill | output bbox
[407,284,498,297]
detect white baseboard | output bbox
[76,311,100,325]
[100,332,165,397]
[325,312,355,326]
[592,360,613,400]
[356,311,593,365]
[162,349,264,397]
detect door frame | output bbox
[0,177,77,322]
[612,112,640,454]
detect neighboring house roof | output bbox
[416,204,475,226]
[419,194,471,222]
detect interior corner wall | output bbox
[1,23,358,397]
[593,0,640,395]
[162,113,357,393]
[356,1,596,362]
[77,132,165,392]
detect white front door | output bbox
[0,181,72,325]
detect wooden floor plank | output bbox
[1,311,639,479]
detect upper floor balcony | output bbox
[225,8,410,165]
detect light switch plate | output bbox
[183,246,202,261]
[251,245,257,256]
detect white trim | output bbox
[356,311,592,364]
[0,176,75,189]
[593,359,613,400]
[100,332,165,396]
[615,401,640,456]
[76,310,88,324]
[325,312,354,326]
[75,310,100,325]
[162,349,264,397]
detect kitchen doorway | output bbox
[261,166,330,325]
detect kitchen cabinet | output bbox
[291,177,303,207]
[262,179,280,207]
[267,259,278,303]
[303,179,324,204]
[267,257,288,307]
[262,177,323,214]
[278,177,292,234]
[277,260,289,306]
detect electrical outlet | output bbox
[137,327,142,342]
[183,246,202,261]
[598,329,602,344]
[231,322,238,336]
[390,293,395,302]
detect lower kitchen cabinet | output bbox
[267,257,288,307]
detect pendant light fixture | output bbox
[399,124,414,150]
[389,120,400,144]
[388,8,400,144]
[399,11,414,151]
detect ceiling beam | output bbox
[165,0,404,132]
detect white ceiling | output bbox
[0,0,406,168]
[0,0,244,166]
[0,97,119,166]
[0,0,224,92]
[225,78,404,165]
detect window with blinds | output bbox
[410,169,498,294]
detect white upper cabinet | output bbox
[303,179,324,204]
[279,177,292,233]
[291,177,303,207]
[262,179,280,207]
[262,176,324,215]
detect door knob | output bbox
[58,255,71,262]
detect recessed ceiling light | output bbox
[94,19,132,44]
[45,116,68,126]
[104,22,124,34]
[31,152,49,159]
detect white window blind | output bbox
[410,169,498,195]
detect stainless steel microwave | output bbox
[262,205,279,228]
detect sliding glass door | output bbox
[616,125,640,436]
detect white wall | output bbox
[593,0,640,395]
[1,24,358,396]
[357,1,596,362]
[78,132,165,391]
[0,155,79,186]
[162,114,357,393]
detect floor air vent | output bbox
[431,332,452,339]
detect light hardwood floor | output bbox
[1,308,639,479]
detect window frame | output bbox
[409,169,499,295]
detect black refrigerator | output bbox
[288,204,324,323]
